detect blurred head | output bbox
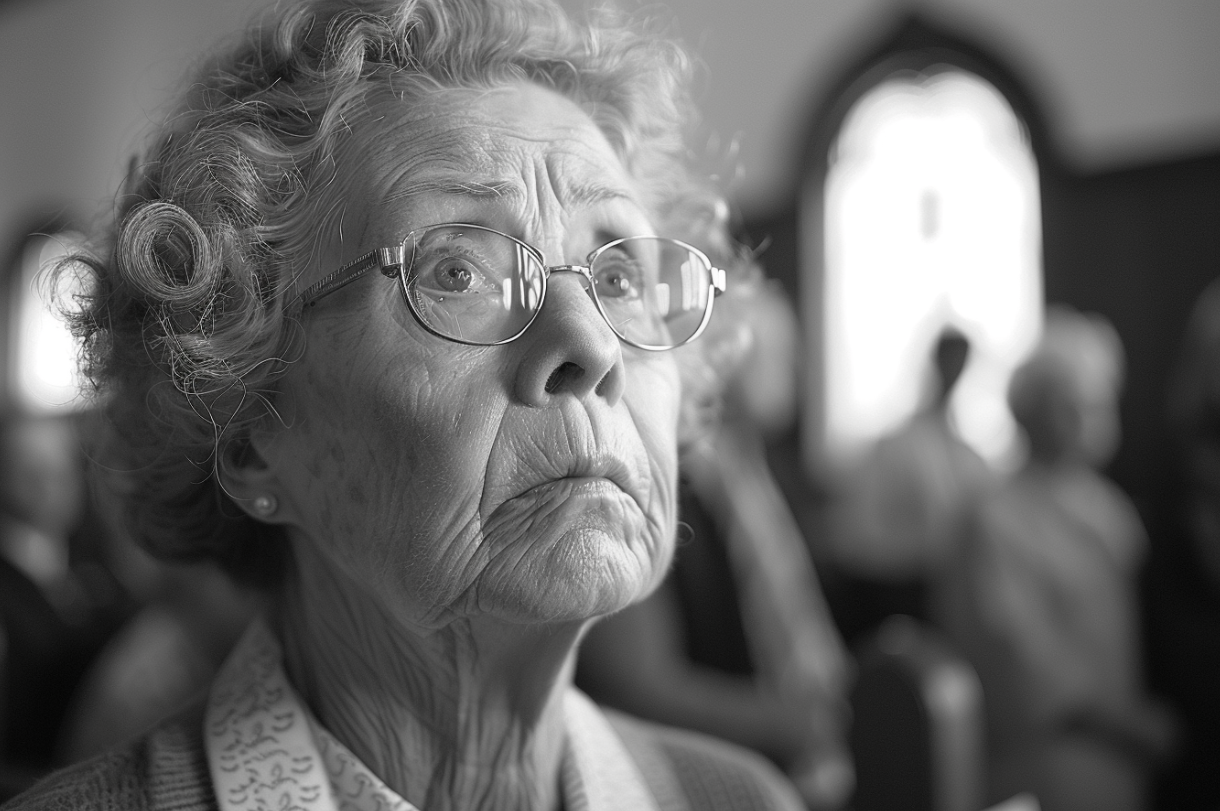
[932,326,971,407]
[65,0,747,626]
[1008,306,1124,467]
[720,282,800,437]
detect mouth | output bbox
[511,454,639,504]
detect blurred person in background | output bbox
[828,326,993,642]
[0,412,133,798]
[1,0,810,808]
[936,306,1176,811]
[56,548,258,763]
[579,279,855,810]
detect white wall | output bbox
[4,0,1220,233]
[0,0,272,236]
[651,0,1220,211]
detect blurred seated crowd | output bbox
[4,268,1220,811]
[0,411,258,798]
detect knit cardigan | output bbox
[1,704,804,811]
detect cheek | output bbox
[621,356,683,562]
[625,357,683,582]
[270,335,510,623]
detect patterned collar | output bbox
[205,620,659,811]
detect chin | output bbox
[472,523,673,626]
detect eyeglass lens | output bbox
[403,226,711,347]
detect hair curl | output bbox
[66,0,744,583]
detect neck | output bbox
[272,541,581,811]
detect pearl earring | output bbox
[252,494,277,517]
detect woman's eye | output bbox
[594,256,645,300]
[415,249,498,296]
[433,258,476,292]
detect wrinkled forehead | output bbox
[334,82,643,230]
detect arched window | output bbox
[807,66,1043,471]
[3,225,90,415]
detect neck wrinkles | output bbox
[271,541,581,811]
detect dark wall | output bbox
[1043,152,1220,811]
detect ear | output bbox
[218,430,297,526]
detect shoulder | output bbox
[605,709,806,811]
[1,707,214,811]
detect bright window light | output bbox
[12,233,90,414]
[820,69,1043,468]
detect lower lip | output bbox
[489,476,637,533]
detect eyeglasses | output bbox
[298,223,726,350]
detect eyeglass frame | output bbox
[297,222,727,351]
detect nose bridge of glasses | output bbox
[542,264,597,300]
[544,264,594,281]
[540,263,616,333]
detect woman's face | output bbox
[250,82,681,630]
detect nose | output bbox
[514,270,626,407]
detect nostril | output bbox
[544,362,585,394]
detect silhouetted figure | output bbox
[829,326,992,641]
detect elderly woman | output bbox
[3,0,807,809]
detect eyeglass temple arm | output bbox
[298,246,405,307]
[710,266,727,295]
